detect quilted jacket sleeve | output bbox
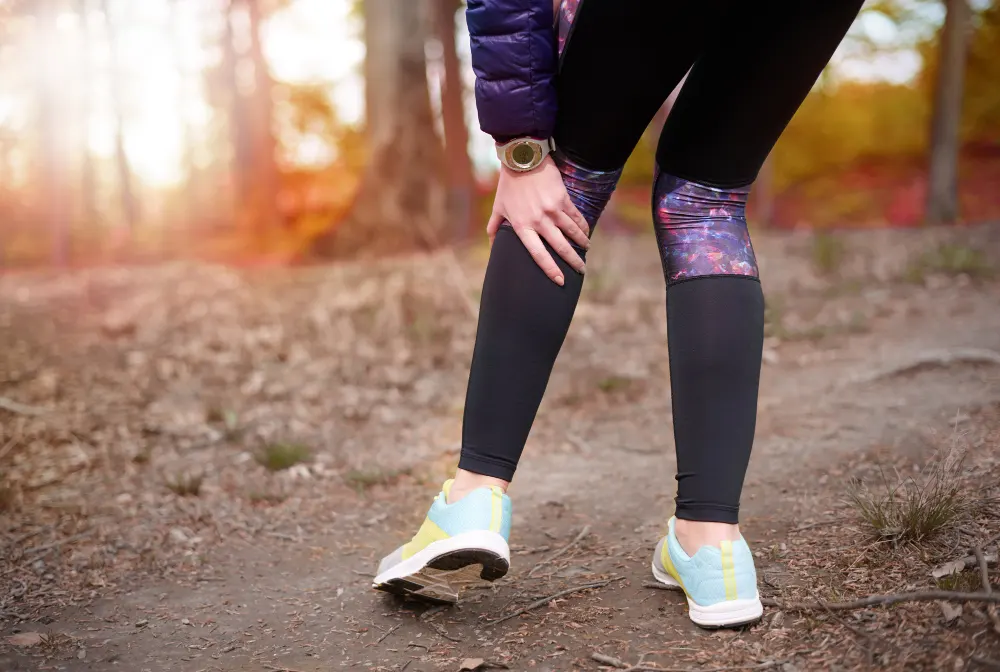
[465,0,558,142]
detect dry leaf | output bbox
[7,632,47,647]
[940,602,963,623]
[460,659,485,671]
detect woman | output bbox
[373,0,864,628]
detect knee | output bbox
[651,168,759,284]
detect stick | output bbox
[974,547,1000,635]
[589,652,785,672]
[762,590,1000,611]
[425,621,461,642]
[790,519,843,533]
[591,653,629,668]
[262,665,305,672]
[528,525,591,577]
[491,577,621,626]
[0,397,45,416]
[24,531,94,555]
[377,623,400,644]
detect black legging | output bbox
[460,0,864,523]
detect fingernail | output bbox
[554,275,565,286]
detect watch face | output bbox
[511,143,536,167]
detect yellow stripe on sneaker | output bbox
[720,540,738,601]
[660,541,687,593]
[489,487,502,533]
[401,516,450,560]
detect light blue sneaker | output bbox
[651,517,763,628]
[373,480,511,603]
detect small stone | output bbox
[135,619,148,628]
[181,618,191,626]
[169,528,189,544]
[7,632,46,647]
[78,649,86,660]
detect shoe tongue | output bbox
[441,479,455,500]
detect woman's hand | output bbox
[486,156,590,286]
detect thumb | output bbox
[487,210,504,247]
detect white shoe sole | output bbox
[651,560,764,628]
[373,531,510,604]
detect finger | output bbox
[514,227,565,286]
[487,211,504,247]
[539,217,586,274]
[554,210,591,250]
[563,197,591,238]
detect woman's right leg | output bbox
[455,0,723,500]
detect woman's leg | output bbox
[651,0,864,551]
[454,0,724,501]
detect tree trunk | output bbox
[222,0,254,221]
[168,0,200,228]
[244,0,281,249]
[101,0,139,247]
[434,0,475,244]
[323,0,445,257]
[78,0,98,233]
[37,0,70,266]
[926,0,970,224]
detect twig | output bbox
[974,547,1000,635]
[491,577,620,626]
[377,623,400,644]
[642,581,675,591]
[528,525,591,577]
[352,569,375,578]
[0,397,46,416]
[25,531,94,555]
[425,620,461,642]
[761,590,1000,611]
[0,436,19,461]
[591,653,629,668]
[418,605,448,621]
[970,655,1000,670]
[262,665,304,672]
[932,552,997,579]
[589,652,786,672]
[806,589,876,664]
[790,519,843,533]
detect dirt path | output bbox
[2,225,999,671]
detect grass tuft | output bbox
[904,243,993,283]
[344,466,411,493]
[255,442,311,472]
[811,232,847,276]
[847,450,966,544]
[165,473,204,497]
[597,376,631,393]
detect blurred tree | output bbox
[323,0,445,256]
[926,0,971,223]
[78,0,98,232]
[168,0,200,225]
[434,0,474,242]
[36,0,71,266]
[100,0,139,245]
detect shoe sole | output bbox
[373,531,510,604]
[651,561,764,629]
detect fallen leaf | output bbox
[7,632,47,647]
[931,558,968,579]
[940,602,962,623]
[460,659,485,671]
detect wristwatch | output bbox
[495,137,555,172]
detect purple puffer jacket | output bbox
[466,0,559,142]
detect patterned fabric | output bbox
[466,0,559,140]
[653,167,759,284]
[553,150,622,229]
[655,517,759,607]
[557,0,583,59]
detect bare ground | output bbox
[1,224,1000,672]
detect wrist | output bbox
[495,136,555,173]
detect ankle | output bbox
[447,469,509,504]
[674,518,741,556]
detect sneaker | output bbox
[651,517,763,628]
[372,479,511,603]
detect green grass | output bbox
[255,442,311,472]
[344,466,411,493]
[936,569,983,593]
[811,232,847,276]
[165,473,204,497]
[597,376,632,393]
[847,459,965,544]
[904,243,993,283]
